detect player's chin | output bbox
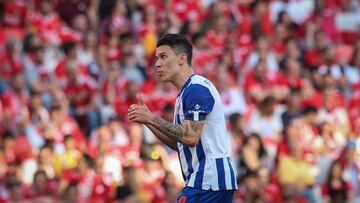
[161,78,172,83]
[158,75,170,82]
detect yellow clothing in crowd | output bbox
[278,155,316,188]
[54,150,81,174]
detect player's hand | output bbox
[128,93,153,124]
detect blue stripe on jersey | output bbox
[194,140,206,188]
[227,157,236,189]
[183,146,193,181]
[176,148,186,181]
[216,158,226,189]
[176,114,181,125]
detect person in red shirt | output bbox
[271,23,288,60]
[152,170,179,203]
[1,131,16,166]
[257,166,282,203]
[301,79,324,109]
[55,41,88,85]
[279,59,304,90]
[89,156,111,203]
[171,0,202,23]
[25,170,54,199]
[64,62,99,136]
[56,0,92,27]
[0,0,28,28]
[27,0,64,45]
[244,59,287,103]
[250,0,273,37]
[114,80,140,121]
[0,73,30,131]
[0,38,22,92]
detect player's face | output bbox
[155,45,181,82]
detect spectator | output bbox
[281,89,302,130]
[26,170,53,199]
[63,61,100,135]
[61,182,79,203]
[247,96,283,143]
[54,135,81,175]
[257,166,282,203]
[322,160,353,203]
[278,135,317,203]
[236,171,263,203]
[0,38,22,94]
[246,35,279,73]
[6,179,24,202]
[216,68,247,118]
[37,144,56,180]
[238,133,267,179]
[228,113,246,171]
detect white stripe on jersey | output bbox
[223,158,232,190]
[177,144,189,179]
[187,146,198,187]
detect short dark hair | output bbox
[156,33,193,66]
[61,42,76,56]
[302,106,318,116]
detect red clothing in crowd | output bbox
[114,97,137,121]
[302,91,324,109]
[0,50,22,81]
[89,175,111,203]
[0,1,28,28]
[171,0,202,22]
[321,180,353,200]
[55,59,88,83]
[349,83,360,135]
[64,76,96,109]
[0,89,29,119]
[304,49,323,69]
[27,10,63,45]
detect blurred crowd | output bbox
[0,0,360,202]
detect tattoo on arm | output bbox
[190,121,202,132]
[153,117,190,141]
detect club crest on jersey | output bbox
[188,104,204,121]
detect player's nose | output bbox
[155,60,161,68]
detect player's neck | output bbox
[173,66,194,91]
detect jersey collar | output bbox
[178,73,196,97]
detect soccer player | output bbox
[128,33,237,202]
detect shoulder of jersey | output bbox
[189,75,212,87]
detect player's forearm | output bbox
[149,116,189,143]
[145,124,178,151]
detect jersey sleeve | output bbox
[182,84,215,121]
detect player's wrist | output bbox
[147,114,156,125]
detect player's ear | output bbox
[178,53,187,65]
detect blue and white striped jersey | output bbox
[174,74,238,191]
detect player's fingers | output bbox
[128,109,138,117]
[137,93,144,106]
[128,114,137,121]
[128,104,138,112]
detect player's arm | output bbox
[144,124,178,150]
[149,117,204,148]
[127,93,199,149]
